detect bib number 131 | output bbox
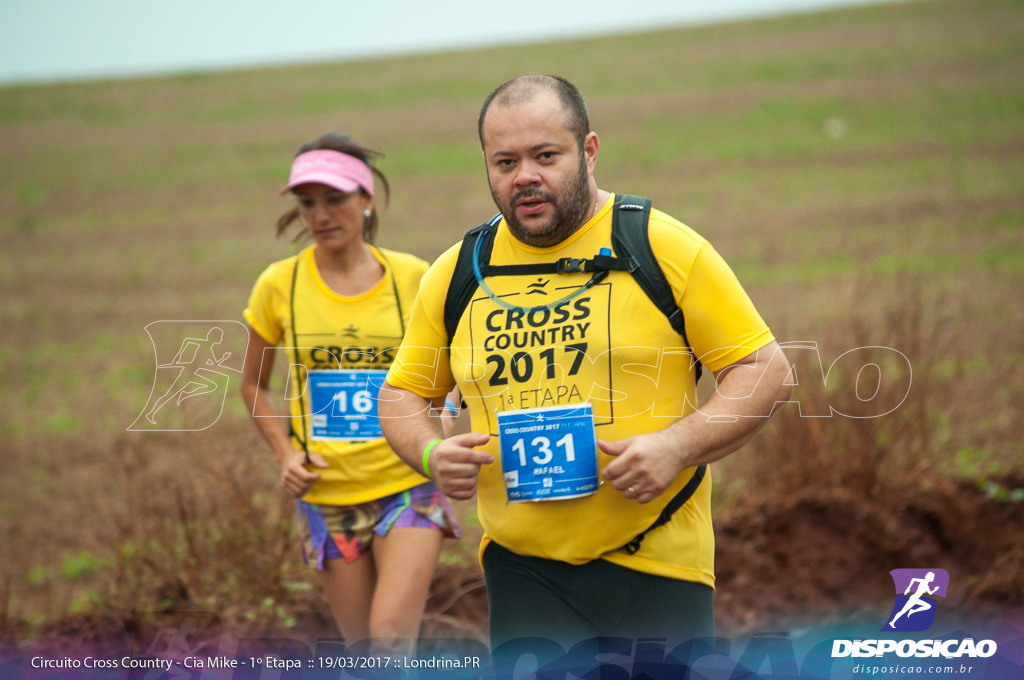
[511,433,576,467]
[497,403,598,502]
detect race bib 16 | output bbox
[308,369,386,441]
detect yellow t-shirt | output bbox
[387,195,774,586]
[245,245,429,506]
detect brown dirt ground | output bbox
[711,472,1024,633]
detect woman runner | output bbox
[240,133,459,654]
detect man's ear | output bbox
[584,132,600,174]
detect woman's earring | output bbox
[363,209,372,218]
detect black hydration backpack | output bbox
[443,194,708,554]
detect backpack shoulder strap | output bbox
[622,464,708,554]
[444,214,501,345]
[611,194,708,555]
[611,194,702,383]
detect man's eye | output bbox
[539,152,555,161]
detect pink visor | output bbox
[281,149,375,197]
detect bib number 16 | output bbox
[308,369,386,441]
[332,389,373,414]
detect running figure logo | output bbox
[882,568,949,632]
[129,321,246,431]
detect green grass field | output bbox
[1,0,1022,641]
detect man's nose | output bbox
[514,160,542,187]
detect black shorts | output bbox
[483,541,714,648]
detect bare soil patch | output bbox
[715,473,1024,633]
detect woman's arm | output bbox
[239,326,326,498]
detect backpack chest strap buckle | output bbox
[556,257,587,273]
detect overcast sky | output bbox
[0,0,894,86]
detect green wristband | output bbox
[422,439,442,479]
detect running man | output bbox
[145,327,231,424]
[889,571,939,628]
[380,74,792,647]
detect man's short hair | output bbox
[478,74,590,150]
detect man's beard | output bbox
[492,154,591,248]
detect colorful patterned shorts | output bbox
[297,482,461,569]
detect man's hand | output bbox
[599,432,686,504]
[280,448,328,499]
[600,341,792,504]
[426,432,493,500]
